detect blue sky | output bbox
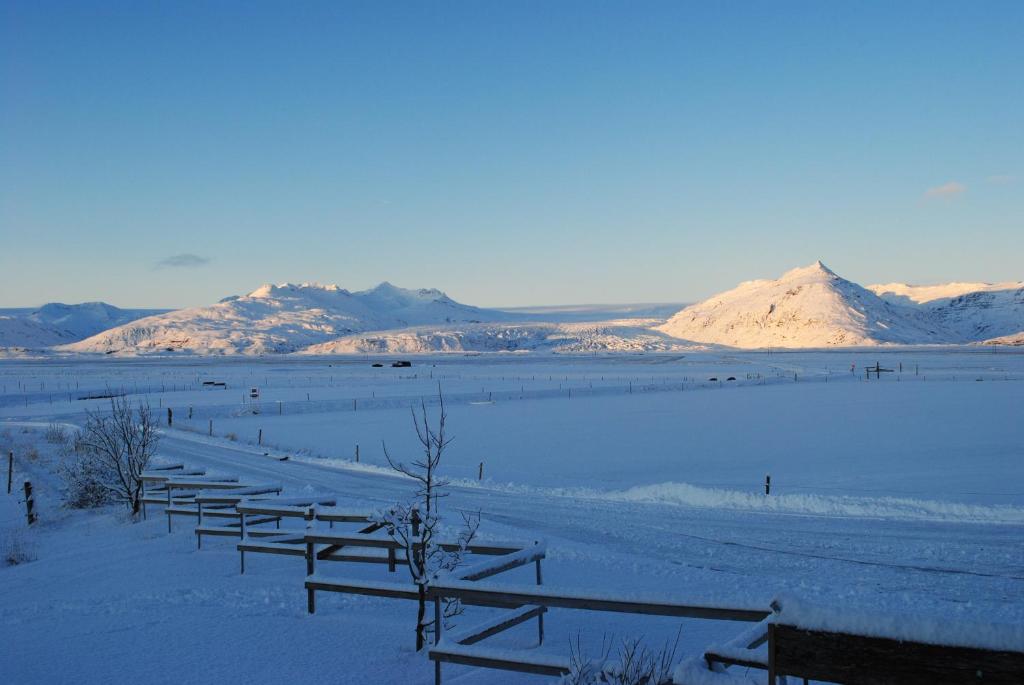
[1,1,1021,308]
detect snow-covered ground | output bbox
[1,350,1022,683]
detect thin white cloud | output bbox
[924,181,966,199]
[987,174,1015,185]
[156,253,211,269]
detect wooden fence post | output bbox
[765,474,771,496]
[306,505,316,614]
[23,480,36,525]
[167,407,173,427]
[258,428,263,446]
[535,547,544,645]
[7,451,12,494]
[434,595,443,685]
[478,462,483,480]
[355,444,360,463]
[208,419,213,436]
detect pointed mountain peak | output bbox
[779,260,838,282]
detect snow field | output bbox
[1,351,1022,683]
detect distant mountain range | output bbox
[0,303,167,348]
[1,266,1021,354]
[60,282,508,355]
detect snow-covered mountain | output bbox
[657,262,951,348]
[62,282,507,355]
[13,266,1023,354]
[868,281,1024,342]
[0,302,164,348]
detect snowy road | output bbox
[159,430,1024,620]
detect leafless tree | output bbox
[375,387,480,651]
[73,397,159,516]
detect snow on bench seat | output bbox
[428,641,569,678]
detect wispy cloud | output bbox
[924,181,966,199]
[156,253,211,269]
[987,174,1015,185]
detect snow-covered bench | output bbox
[765,595,1024,685]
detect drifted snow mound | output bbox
[0,302,162,348]
[303,320,703,354]
[62,282,506,355]
[658,261,947,348]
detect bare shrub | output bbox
[45,423,69,445]
[225,432,238,442]
[61,450,115,509]
[3,528,37,566]
[562,631,681,685]
[68,398,160,516]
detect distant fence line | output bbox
[2,367,1021,414]
[173,371,841,422]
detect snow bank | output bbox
[672,658,759,684]
[607,481,1024,524]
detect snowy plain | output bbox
[1,349,1022,683]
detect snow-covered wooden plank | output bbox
[428,642,569,677]
[430,580,769,621]
[447,604,547,646]
[453,542,546,581]
[304,575,420,601]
